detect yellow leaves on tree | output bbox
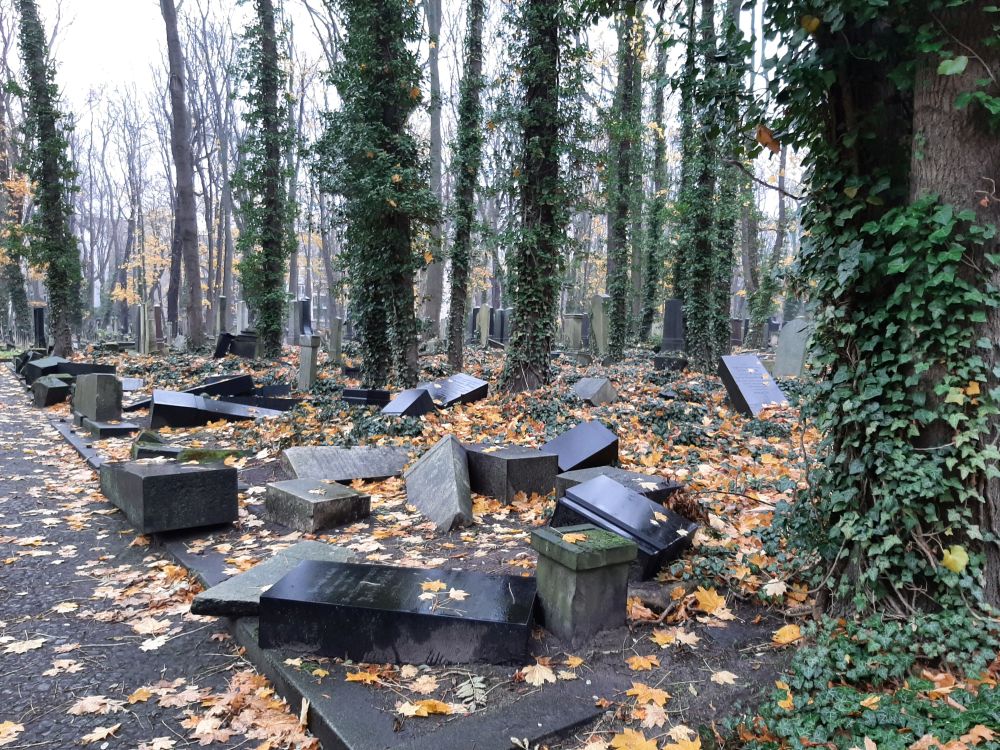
[755,124,780,155]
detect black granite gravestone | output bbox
[218,394,303,412]
[550,475,697,578]
[298,298,313,336]
[419,373,488,408]
[254,384,292,397]
[661,299,685,351]
[718,354,789,417]
[381,388,436,417]
[55,362,117,377]
[729,318,744,347]
[32,374,70,407]
[125,374,254,412]
[13,350,41,375]
[21,356,68,385]
[32,307,46,348]
[541,421,619,472]
[556,466,683,503]
[229,332,259,358]
[259,560,537,664]
[465,444,558,504]
[213,332,235,358]
[342,388,391,407]
[149,390,282,428]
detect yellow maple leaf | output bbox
[776,680,794,710]
[626,681,671,706]
[421,579,447,592]
[772,624,802,646]
[128,687,153,703]
[397,701,428,717]
[564,654,584,668]
[414,699,452,715]
[610,728,659,750]
[626,654,660,671]
[561,532,589,544]
[81,724,121,744]
[693,586,725,614]
[520,663,556,686]
[345,671,380,684]
[651,629,675,648]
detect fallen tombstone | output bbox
[120,377,145,392]
[341,388,391,407]
[550,474,697,579]
[718,353,789,417]
[254,383,292,397]
[218,394,303,412]
[653,355,688,372]
[55,362,116,378]
[531,524,636,646]
[73,373,123,422]
[82,419,140,439]
[21,355,68,385]
[263,479,371,533]
[404,435,473,531]
[573,377,617,405]
[381,388,436,417]
[465,443,558,504]
[418,373,488,408]
[259,560,537,664]
[230,332,259,358]
[191,541,354,617]
[125,373,255,412]
[99,460,238,534]
[556,466,683,503]
[149,389,282,429]
[281,445,409,483]
[212,332,235,358]
[541,420,619,472]
[31,374,70,407]
[13,350,42,375]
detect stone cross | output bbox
[299,334,321,391]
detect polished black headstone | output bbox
[230,332,258,358]
[465,444,558,504]
[381,388,436,417]
[556,466,683,503]
[125,374,254,412]
[342,388,391,407]
[541,421,619,472]
[254,384,292,397]
[32,307,46,348]
[21,356,68,385]
[419,373,488,408]
[219,394,303,412]
[718,354,789,417]
[259,560,537,664]
[55,362,116,377]
[149,389,282,428]
[213,332,235,358]
[551,474,697,578]
[660,299,685,351]
[298,298,313,336]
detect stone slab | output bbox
[82,418,140,439]
[125,373,254,412]
[149,389,282,428]
[31,375,70,407]
[55,362,116,377]
[718,354,789,417]
[381,388,437,417]
[530,524,638,572]
[120,377,145,392]
[556,466,683,503]
[773,317,812,378]
[259,560,536,664]
[418,373,488,408]
[21,356,68,385]
[190,541,354,617]
[99,460,238,534]
[403,435,473,531]
[281,445,409,483]
[73,373,123,422]
[464,443,558,504]
[218,394,303,411]
[341,388,391,407]
[573,377,617,405]
[660,298,685,351]
[263,479,371,533]
[653,355,688,372]
[541,421,619,472]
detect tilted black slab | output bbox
[219,395,303,412]
[465,444,558,503]
[381,388,437,417]
[230,333,259,358]
[341,388,391,407]
[55,362,116,377]
[32,375,70,407]
[13,350,41,375]
[541,420,619,472]
[82,418,140,439]
[21,356,68,385]
[254,384,292,397]
[418,373,488,408]
[556,466,683,503]
[149,389,282,428]
[718,354,789,417]
[213,332,235,358]
[259,560,536,664]
[125,373,255,412]
[552,475,697,579]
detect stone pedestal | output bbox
[530,524,636,646]
[298,334,321,391]
[263,479,370,533]
[74,373,123,422]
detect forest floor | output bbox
[2,343,819,750]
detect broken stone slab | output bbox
[31,374,70,407]
[556,466,683,504]
[120,377,145,392]
[55,362,116,378]
[149,390,282,429]
[280,445,409,483]
[218,394,303,412]
[464,443,558,504]
[13,350,42,375]
[125,373,255,412]
[82,418,140,439]
[341,388,391,407]
[572,377,618,405]
[418,373,488,408]
[541,420,619,472]
[263,479,371,533]
[73,373,123,422]
[99,460,238,534]
[190,541,354,617]
[21,356,68,385]
[380,388,436,417]
[403,435,473,531]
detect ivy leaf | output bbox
[937,56,969,76]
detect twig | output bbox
[724,159,803,200]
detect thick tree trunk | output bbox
[419,0,444,337]
[639,24,667,340]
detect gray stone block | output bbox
[465,444,558,504]
[774,317,813,378]
[573,377,617,405]
[190,541,353,617]
[263,479,371,533]
[281,445,409,483]
[83,418,140,439]
[31,374,70,407]
[404,435,473,531]
[99,460,238,534]
[556,466,683,503]
[74,373,123,422]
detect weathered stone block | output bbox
[31,374,70,407]
[21,356,68,385]
[73,373,123,422]
[465,444,558,504]
[281,445,408,483]
[403,435,473,531]
[263,479,370,533]
[573,377,617,405]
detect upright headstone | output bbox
[298,334,320,391]
[135,304,147,354]
[589,294,610,357]
[403,435,473,531]
[498,308,513,343]
[718,354,789,416]
[562,313,584,351]
[661,299,685,352]
[32,307,46,348]
[729,318,744,348]
[298,298,313,336]
[216,295,228,334]
[73,373,123,422]
[153,305,165,352]
[773,317,812,378]
[468,306,479,342]
[236,301,250,332]
[477,304,492,348]
[327,317,343,365]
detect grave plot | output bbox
[258,560,537,664]
[281,445,409,482]
[718,353,789,417]
[541,420,619,472]
[464,443,558,504]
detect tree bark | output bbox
[419,0,444,337]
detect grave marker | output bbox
[718,353,789,416]
[73,373,122,422]
[589,294,610,357]
[418,373,488,408]
[32,307,46,348]
[342,388,391,407]
[773,317,813,378]
[562,313,584,350]
[381,388,436,417]
[573,377,617,405]
[21,356,68,385]
[660,299,685,351]
[149,390,282,428]
[299,334,320,390]
[281,445,409,483]
[477,304,492,348]
[31,374,70,407]
[556,466,683,503]
[541,421,619,472]
[465,444,558,504]
[404,435,473,531]
[263,479,371,533]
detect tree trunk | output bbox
[419,0,444,337]
[640,22,667,339]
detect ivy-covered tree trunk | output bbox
[0,95,31,341]
[639,22,667,341]
[235,0,296,358]
[445,0,485,372]
[500,0,563,392]
[15,0,81,356]
[160,0,203,348]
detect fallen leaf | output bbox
[562,532,589,544]
[710,670,738,685]
[772,624,802,646]
[860,695,880,710]
[610,728,659,750]
[564,655,584,668]
[414,699,452,715]
[410,675,439,695]
[68,695,124,716]
[3,637,45,654]
[421,580,447,592]
[521,663,556,686]
[345,671,380,685]
[81,723,121,744]
[693,587,724,614]
[0,722,24,747]
[52,601,78,613]
[128,687,153,704]
[627,681,671,706]
[626,655,660,671]
[448,588,469,601]
[640,702,668,729]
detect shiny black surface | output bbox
[718,354,788,417]
[417,373,488,407]
[541,420,619,472]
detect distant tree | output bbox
[234,0,297,357]
[445,0,486,372]
[15,0,81,355]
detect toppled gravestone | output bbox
[465,443,558,504]
[281,445,408,483]
[263,479,371,533]
[541,420,619,472]
[32,374,70,407]
[73,373,123,422]
[572,377,617,405]
[404,436,473,531]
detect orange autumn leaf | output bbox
[345,671,380,685]
[626,681,671,706]
[611,728,659,750]
[626,654,660,671]
[693,586,725,614]
[772,624,802,646]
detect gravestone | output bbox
[153,304,165,351]
[498,307,513,343]
[464,444,559,504]
[573,377,617,405]
[581,314,591,347]
[660,299,685,352]
[419,373,488,408]
[773,317,813,378]
[32,307,46,348]
[541,421,619,472]
[258,560,537,664]
[281,445,409,483]
[381,388,436,417]
[477,304,492,348]
[729,318,745,348]
[653,354,688,372]
[299,334,320,390]
[99,460,238,534]
[298,298,313,336]
[82,419,139,439]
[551,475,698,579]
[327,318,343,365]
[468,306,479,342]
[342,388,391,407]
[403,435,473,531]
[120,378,144,392]
[149,390,282,428]
[718,353,789,416]
[767,318,782,346]
[230,331,259,358]
[263,479,371,533]
[556,466,683,503]
[216,295,228,334]
[13,350,41,375]
[236,301,250,332]
[55,362,116,378]
[191,541,354,617]
[589,294,610,357]
[21,356,68,385]
[32,374,70,407]
[562,314,584,350]
[73,373,123,422]
[531,524,636,645]
[218,394,302,412]
[213,332,234,358]
[125,373,254,411]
